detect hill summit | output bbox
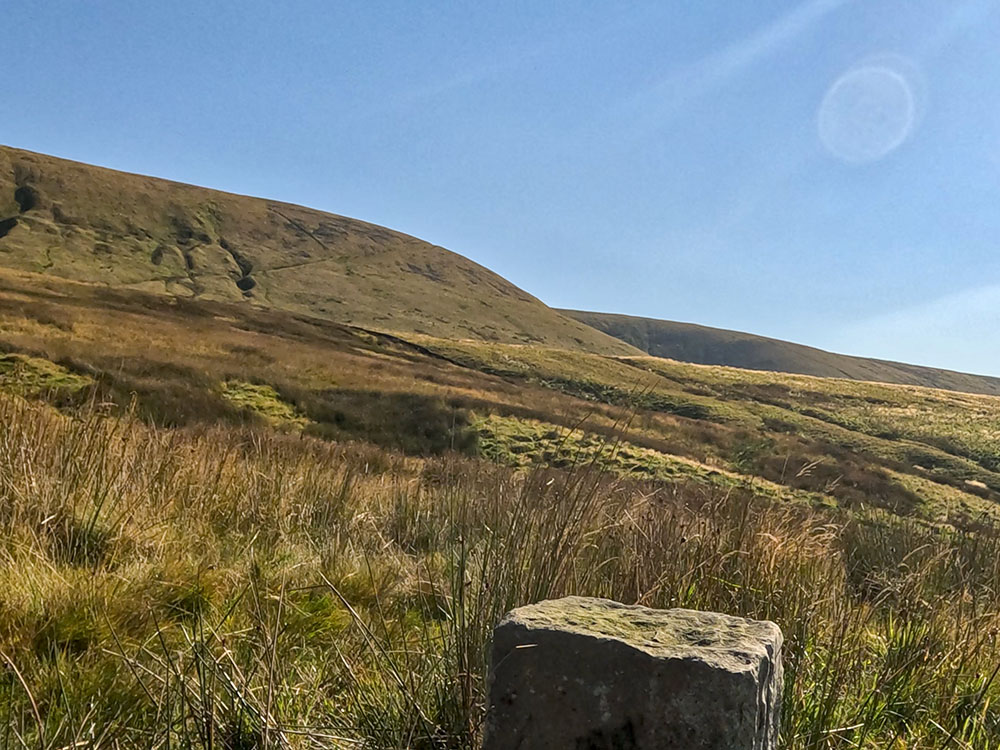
[0,145,637,356]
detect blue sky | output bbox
[5,1,1000,375]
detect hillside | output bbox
[563,309,1000,396]
[3,265,999,527]
[5,267,1000,745]
[0,145,637,355]
[7,143,1000,400]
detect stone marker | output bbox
[483,596,782,750]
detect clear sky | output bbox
[5,1,1000,375]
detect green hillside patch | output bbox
[435,339,1000,489]
[417,339,1000,524]
[886,467,1000,526]
[220,380,307,428]
[473,413,820,505]
[0,353,92,398]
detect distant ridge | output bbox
[0,145,638,356]
[562,309,1000,397]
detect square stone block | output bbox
[484,596,782,750]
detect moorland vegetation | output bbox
[1,267,1000,747]
[3,148,1000,747]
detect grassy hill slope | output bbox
[563,309,1000,396]
[3,266,999,529]
[5,268,1000,745]
[0,145,638,355]
[5,147,1000,747]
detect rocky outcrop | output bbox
[484,596,783,750]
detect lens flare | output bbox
[818,66,916,163]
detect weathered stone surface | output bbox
[483,596,782,750]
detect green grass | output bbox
[472,412,824,506]
[2,396,1000,747]
[3,269,1000,745]
[629,355,1000,481]
[220,380,307,428]
[0,353,92,397]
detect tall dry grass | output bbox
[1,394,1000,747]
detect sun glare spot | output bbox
[818,65,917,163]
